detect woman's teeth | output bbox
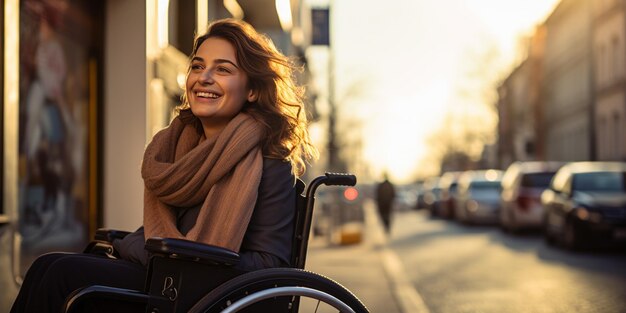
[197,91,219,98]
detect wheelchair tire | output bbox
[188,268,369,313]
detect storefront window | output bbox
[18,0,103,272]
[1,0,5,219]
[168,0,196,56]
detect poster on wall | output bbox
[18,0,101,271]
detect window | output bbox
[597,44,605,87]
[612,36,620,82]
[0,0,3,218]
[604,116,613,159]
[168,0,196,56]
[469,181,502,194]
[521,172,557,188]
[595,45,602,87]
[17,0,104,276]
[614,112,621,159]
[572,172,626,192]
[618,112,626,160]
[599,116,606,159]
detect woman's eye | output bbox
[191,64,204,71]
[216,66,232,73]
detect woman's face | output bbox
[186,37,255,135]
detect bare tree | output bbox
[425,41,504,172]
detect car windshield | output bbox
[521,172,556,188]
[572,172,626,192]
[469,181,501,192]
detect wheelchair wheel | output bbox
[188,268,369,313]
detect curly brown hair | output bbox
[177,18,318,175]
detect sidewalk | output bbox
[305,201,429,313]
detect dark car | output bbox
[437,171,463,219]
[422,177,442,217]
[541,162,626,249]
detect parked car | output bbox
[499,161,564,233]
[413,181,427,210]
[542,162,626,250]
[437,171,464,219]
[422,177,442,217]
[394,185,418,212]
[455,169,503,225]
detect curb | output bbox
[364,202,430,313]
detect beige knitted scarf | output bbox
[142,110,263,252]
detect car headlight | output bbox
[574,207,602,222]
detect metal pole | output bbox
[326,3,338,172]
[328,51,338,171]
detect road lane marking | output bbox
[364,201,430,313]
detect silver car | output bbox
[499,161,564,233]
[455,170,503,225]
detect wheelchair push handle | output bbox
[298,172,357,270]
[306,172,356,199]
[323,172,357,186]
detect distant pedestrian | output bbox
[376,173,396,233]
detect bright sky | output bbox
[306,0,561,184]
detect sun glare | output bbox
[310,0,562,184]
[464,0,562,57]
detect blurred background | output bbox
[2,0,626,312]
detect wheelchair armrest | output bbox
[83,241,116,256]
[145,237,240,266]
[94,228,131,243]
[84,229,131,257]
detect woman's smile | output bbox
[195,91,221,99]
[185,37,253,137]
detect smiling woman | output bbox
[185,37,256,137]
[10,18,319,313]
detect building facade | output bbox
[496,0,626,168]
[496,25,546,168]
[542,0,594,162]
[592,0,626,161]
[500,60,533,165]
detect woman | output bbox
[11,18,317,313]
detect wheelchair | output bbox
[62,173,370,313]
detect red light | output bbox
[344,187,359,201]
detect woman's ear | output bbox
[247,89,258,102]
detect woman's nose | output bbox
[199,69,215,84]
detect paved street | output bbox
[3,205,624,313]
[305,200,408,313]
[388,209,626,313]
[305,236,402,313]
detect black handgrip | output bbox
[94,229,131,243]
[324,172,357,186]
